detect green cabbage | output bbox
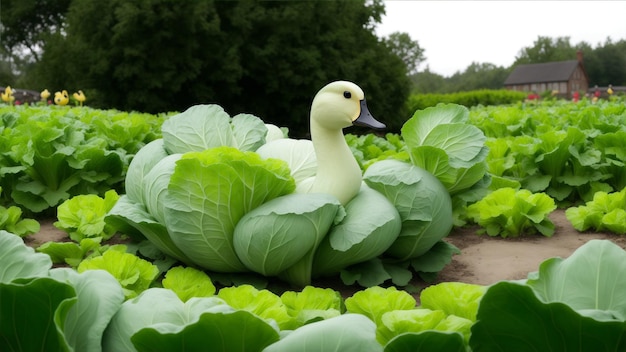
[165,147,295,272]
[364,160,453,260]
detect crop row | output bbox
[4,229,626,351]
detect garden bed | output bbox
[28,209,626,290]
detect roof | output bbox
[504,60,581,85]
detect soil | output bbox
[26,209,626,291]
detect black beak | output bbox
[353,99,386,130]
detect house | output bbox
[504,51,589,98]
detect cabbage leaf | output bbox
[165,147,295,272]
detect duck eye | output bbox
[343,91,351,99]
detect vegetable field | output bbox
[2,96,626,351]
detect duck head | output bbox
[54,90,69,106]
[310,81,385,131]
[308,81,385,205]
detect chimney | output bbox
[576,50,584,63]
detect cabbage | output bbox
[164,147,295,272]
[364,160,453,260]
[161,105,267,154]
[108,102,459,287]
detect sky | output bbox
[376,1,626,77]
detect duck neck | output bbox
[310,120,361,205]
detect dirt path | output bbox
[28,209,626,288]
[438,209,626,285]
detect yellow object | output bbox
[54,90,70,105]
[1,86,14,104]
[607,86,614,95]
[73,90,86,106]
[41,89,50,100]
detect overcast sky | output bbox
[376,1,626,77]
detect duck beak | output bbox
[353,99,386,130]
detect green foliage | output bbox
[471,100,626,205]
[161,266,216,302]
[407,89,527,111]
[31,0,409,135]
[77,246,159,299]
[0,188,40,237]
[471,240,626,351]
[466,188,556,238]
[382,32,425,75]
[566,187,626,234]
[346,133,409,170]
[54,189,119,241]
[0,105,163,214]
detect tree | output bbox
[383,32,425,75]
[514,36,578,64]
[410,67,447,93]
[0,0,71,62]
[447,62,512,92]
[32,0,410,135]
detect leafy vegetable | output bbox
[264,314,382,352]
[37,237,104,267]
[364,160,453,260]
[471,239,626,351]
[0,105,160,213]
[55,189,120,241]
[566,186,626,234]
[0,203,39,237]
[233,192,342,285]
[419,282,486,321]
[466,187,556,237]
[280,286,343,328]
[0,230,125,352]
[161,266,216,302]
[161,104,267,154]
[345,286,416,326]
[217,284,293,330]
[102,288,280,352]
[377,309,472,346]
[165,147,295,272]
[402,104,489,202]
[77,247,159,299]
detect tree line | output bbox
[1,1,625,134]
[0,0,410,135]
[412,36,626,94]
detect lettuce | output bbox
[161,266,216,302]
[566,187,626,234]
[54,190,120,241]
[78,247,159,299]
[280,286,343,328]
[466,187,556,237]
[345,286,416,326]
[419,282,486,321]
[217,284,293,330]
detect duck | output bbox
[41,89,51,102]
[1,86,14,104]
[112,81,449,287]
[257,81,385,205]
[73,90,86,106]
[54,90,69,105]
[231,81,403,285]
